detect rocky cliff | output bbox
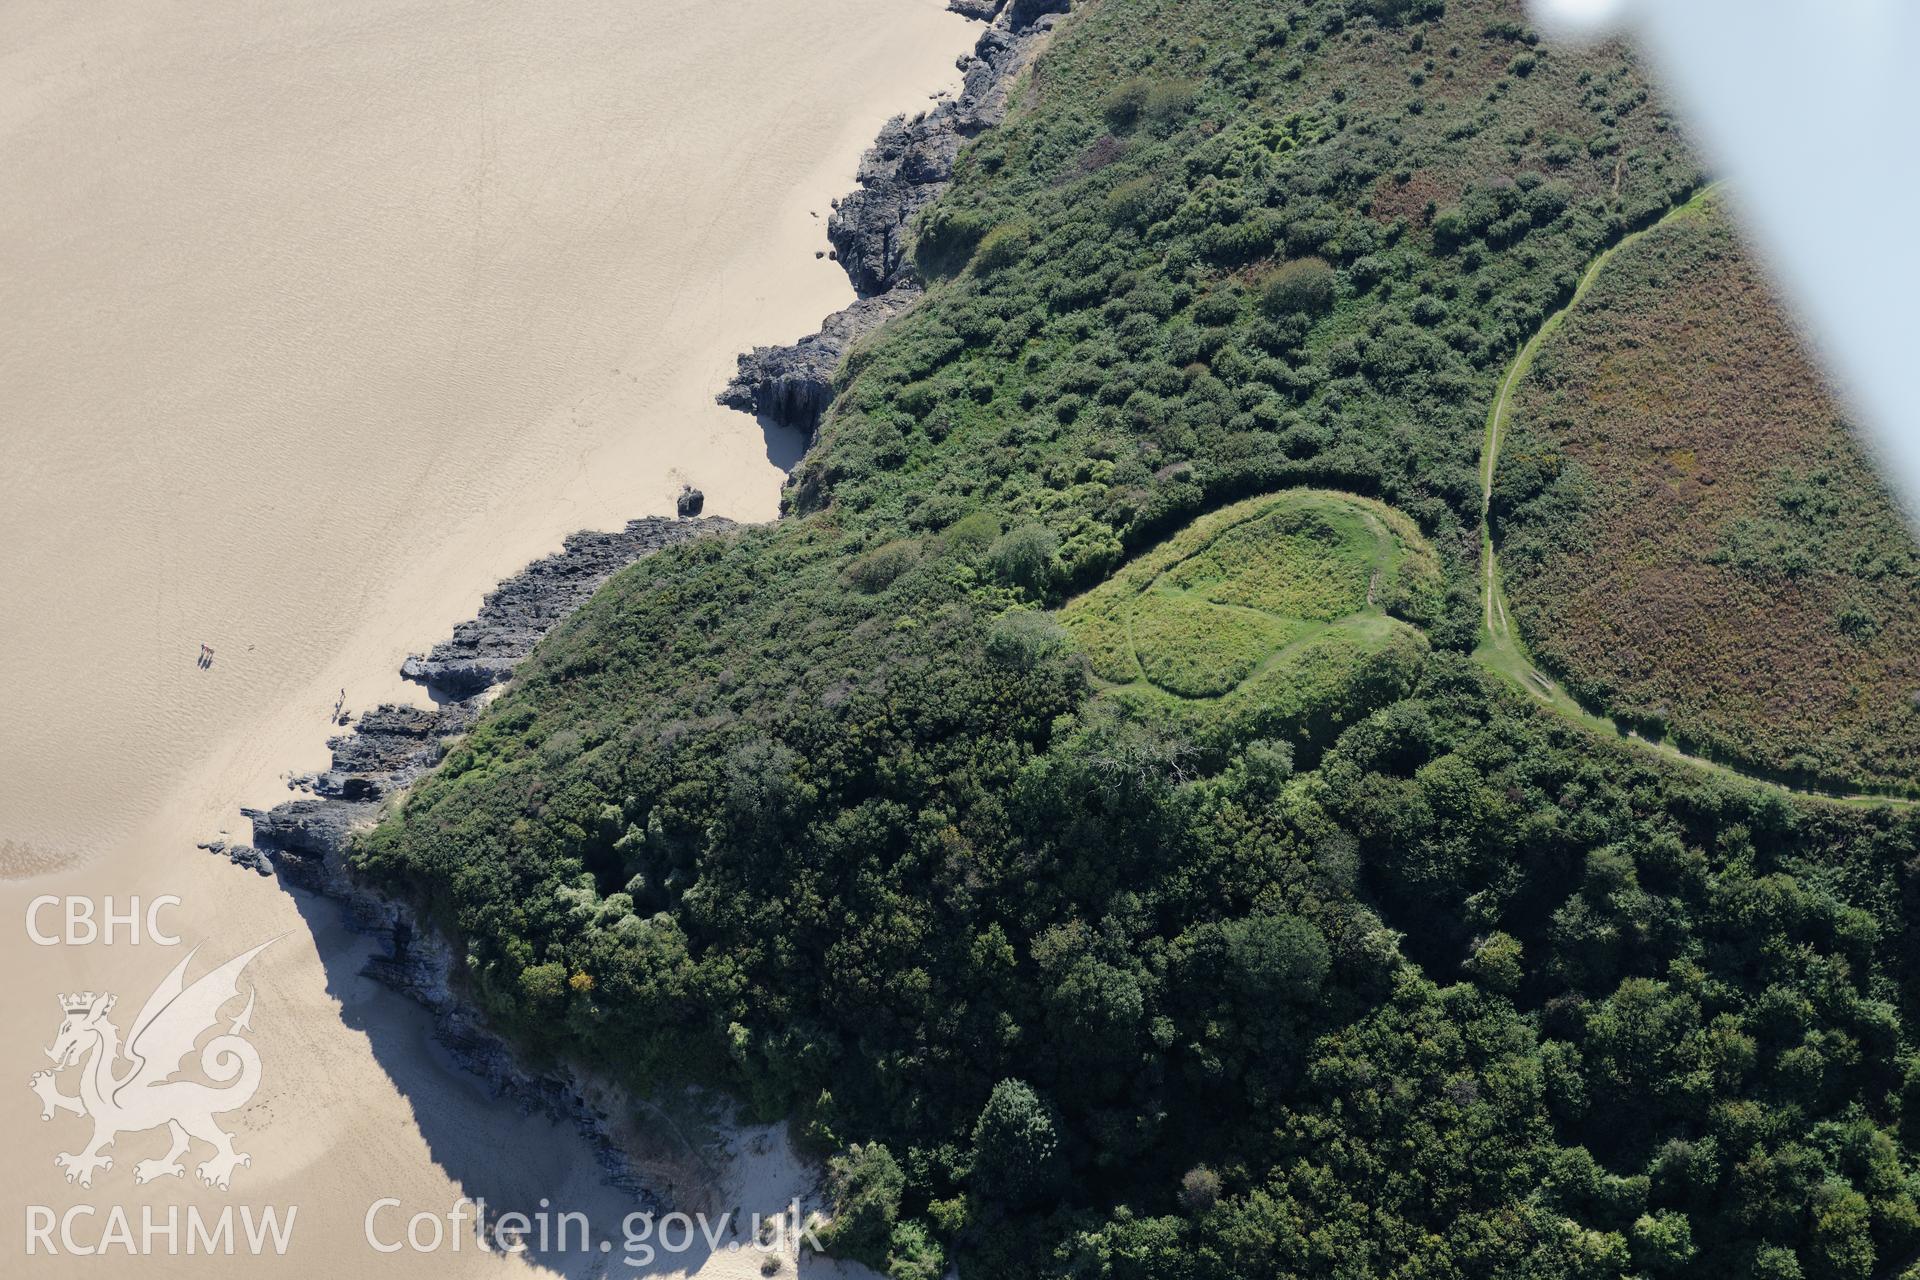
[718,0,1064,434]
[398,516,725,697]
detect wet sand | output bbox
[0,0,973,1272]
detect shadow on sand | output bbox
[759,414,809,474]
[277,878,770,1277]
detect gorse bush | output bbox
[914,206,989,278]
[1104,173,1175,229]
[1258,255,1337,317]
[972,219,1034,276]
[986,522,1061,596]
[842,538,920,593]
[1101,77,1200,136]
[985,608,1070,670]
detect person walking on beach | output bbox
[198,643,215,668]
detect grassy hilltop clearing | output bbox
[353,2,1920,1277]
[1062,489,1436,751]
[1492,196,1920,796]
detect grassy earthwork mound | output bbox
[1061,490,1439,753]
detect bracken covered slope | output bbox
[1494,197,1920,795]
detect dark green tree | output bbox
[971,1080,1065,1209]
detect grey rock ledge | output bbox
[718,0,1065,435]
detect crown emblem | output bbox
[59,992,108,1015]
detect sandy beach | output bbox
[0,0,973,1272]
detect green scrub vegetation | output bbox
[351,2,1920,1276]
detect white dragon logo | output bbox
[28,938,275,1191]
